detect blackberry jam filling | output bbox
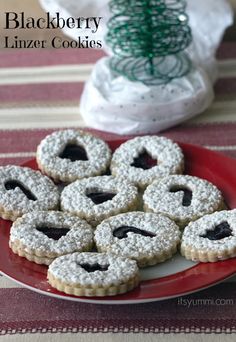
[79,263,109,273]
[86,191,116,204]
[113,226,156,239]
[201,221,232,240]
[59,144,88,162]
[36,227,70,240]
[5,180,37,201]
[131,150,157,170]
[169,186,192,207]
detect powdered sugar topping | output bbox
[36,129,111,182]
[10,211,94,256]
[48,252,139,286]
[111,136,184,187]
[61,176,138,223]
[181,210,236,251]
[94,212,180,259]
[0,165,59,217]
[143,175,223,222]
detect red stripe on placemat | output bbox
[215,78,236,95]
[0,83,84,103]
[163,123,236,148]
[217,42,236,60]
[0,157,35,167]
[0,78,234,104]
[0,124,236,155]
[0,283,236,334]
[0,42,232,68]
[0,42,234,69]
[0,49,106,68]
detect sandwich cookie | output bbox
[111,136,184,188]
[143,175,224,228]
[48,252,140,297]
[36,129,111,183]
[61,176,139,227]
[0,165,59,221]
[9,211,94,265]
[181,210,236,262]
[94,212,181,267]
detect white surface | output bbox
[80,57,214,135]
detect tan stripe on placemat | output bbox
[0,64,93,85]
[0,99,236,129]
[0,60,235,85]
[0,152,36,158]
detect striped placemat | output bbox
[0,43,236,129]
[0,283,236,335]
[1,43,236,334]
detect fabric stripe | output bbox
[1,125,236,154]
[205,145,236,151]
[217,42,236,59]
[0,42,234,69]
[0,284,236,334]
[0,80,233,105]
[0,152,36,158]
[214,78,236,96]
[0,107,85,130]
[0,59,235,86]
[0,49,106,68]
[0,64,93,85]
[187,100,236,124]
[0,99,236,130]
[0,83,84,103]
[0,76,235,105]
[218,59,236,78]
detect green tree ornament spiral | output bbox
[106,0,192,85]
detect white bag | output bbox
[40,0,234,134]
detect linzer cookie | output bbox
[110,136,184,188]
[94,212,181,267]
[61,176,139,226]
[143,175,224,228]
[181,210,236,262]
[47,252,140,297]
[9,211,94,265]
[36,129,111,183]
[0,165,59,221]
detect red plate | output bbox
[1,141,236,304]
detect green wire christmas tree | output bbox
[106,0,192,85]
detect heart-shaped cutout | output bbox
[59,144,88,162]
